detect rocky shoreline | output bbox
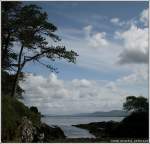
[72,112,149,142]
[42,111,149,142]
[21,117,66,142]
[73,121,119,142]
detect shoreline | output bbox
[42,112,149,142]
[73,120,119,139]
[43,120,117,142]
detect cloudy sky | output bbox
[20,1,149,115]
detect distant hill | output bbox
[46,110,129,117]
[74,110,129,117]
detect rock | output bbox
[16,117,66,142]
[20,116,34,142]
[18,117,46,142]
[39,123,66,142]
[38,133,45,142]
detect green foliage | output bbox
[2,95,41,142]
[2,2,78,97]
[2,70,24,98]
[30,106,39,113]
[1,1,22,69]
[123,96,148,112]
[14,3,78,69]
[2,1,78,72]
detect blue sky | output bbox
[21,1,149,114]
[23,1,148,80]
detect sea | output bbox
[41,116,124,138]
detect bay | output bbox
[41,116,124,138]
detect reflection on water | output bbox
[41,116,124,138]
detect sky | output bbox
[20,1,149,115]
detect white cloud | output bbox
[72,79,91,87]
[84,25,93,35]
[119,24,148,52]
[140,8,149,26]
[105,66,148,99]
[84,25,109,48]
[110,17,125,26]
[89,32,108,48]
[61,8,148,74]
[20,71,148,115]
[116,24,148,64]
[110,18,119,23]
[116,66,148,85]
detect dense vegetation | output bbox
[2,95,41,142]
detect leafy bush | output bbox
[123,96,148,112]
[30,106,39,113]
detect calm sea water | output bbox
[41,116,124,138]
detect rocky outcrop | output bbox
[40,123,66,142]
[74,121,119,138]
[18,116,36,142]
[74,112,149,140]
[2,95,65,142]
[17,117,66,142]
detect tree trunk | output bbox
[11,44,24,97]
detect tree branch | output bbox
[22,46,78,66]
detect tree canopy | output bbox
[123,96,148,113]
[2,2,22,70]
[2,1,78,97]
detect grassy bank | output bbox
[1,95,41,142]
[1,96,66,142]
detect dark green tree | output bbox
[1,1,22,70]
[2,2,78,97]
[2,71,24,98]
[30,106,38,113]
[123,96,148,113]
